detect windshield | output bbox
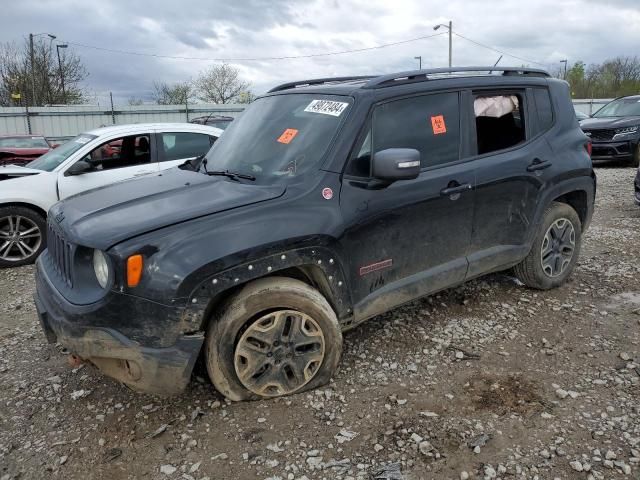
[202,94,352,183]
[27,134,97,171]
[593,97,640,118]
[0,136,49,148]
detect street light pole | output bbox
[28,33,57,106]
[560,59,568,79]
[56,44,68,102]
[433,22,453,67]
[414,56,422,69]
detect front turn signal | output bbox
[127,254,143,287]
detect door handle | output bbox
[527,158,552,172]
[440,183,472,197]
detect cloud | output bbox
[2,0,639,104]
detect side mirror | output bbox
[65,159,94,176]
[372,148,421,181]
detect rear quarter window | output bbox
[532,88,554,134]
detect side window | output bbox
[84,134,151,171]
[532,88,554,134]
[160,132,212,162]
[474,92,525,155]
[372,92,460,169]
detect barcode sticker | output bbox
[304,100,349,117]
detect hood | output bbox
[51,167,286,250]
[0,164,43,180]
[580,115,640,129]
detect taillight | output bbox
[585,141,592,157]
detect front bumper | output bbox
[34,255,204,395]
[590,139,637,162]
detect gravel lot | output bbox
[1,166,639,480]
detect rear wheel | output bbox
[514,202,582,290]
[205,277,342,401]
[0,206,46,268]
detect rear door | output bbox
[156,131,217,170]
[340,90,475,320]
[466,86,556,277]
[57,132,158,199]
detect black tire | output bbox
[514,202,582,290]
[631,144,640,168]
[0,206,46,268]
[205,277,342,401]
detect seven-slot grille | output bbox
[47,221,73,287]
[583,128,616,142]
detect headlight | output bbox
[93,249,110,289]
[613,125,639,139]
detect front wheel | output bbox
[514,202,582,290]
[0,206,46,268]
[205,277,343,401]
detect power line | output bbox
[452,32,548,67]
[61,32,447,62]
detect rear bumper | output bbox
[34,256,203,395]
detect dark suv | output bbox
[579,95,640,167]
[34,67,595,400]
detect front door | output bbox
[58,133,158,199]
[339,91,475,322]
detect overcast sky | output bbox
[4,0,640,104]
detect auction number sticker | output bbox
[304,99,349,117]
[430,115,447,135]
[277,128,299,144]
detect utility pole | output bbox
[56,44,68,102]
[414,56,422,69]
[560,59,568,79]
[448,20,452,68]
[110,92,116,124]
[29,33,36,106]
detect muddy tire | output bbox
[205,277,342,401]
[514,202,582,290]
[0,206,46,268]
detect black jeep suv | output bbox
[579,94,640,167]
[35,67,595,399]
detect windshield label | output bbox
[74,136,92,144]
[277,128,299,144]
[304,100,349,117]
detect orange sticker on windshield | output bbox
[431,115,447,135]
[277,128,298,144]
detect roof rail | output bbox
[268,76,377,93]
[363,66,550,89]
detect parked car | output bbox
[0,134,52,166]
[579,95,640,166]
[34,67,595,399]
[635,167,640,205]
[0,123,221,267]
[575,109,589,121]
[189,114,235,130]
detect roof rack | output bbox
[268,76,377,93]
[363,66,550,89]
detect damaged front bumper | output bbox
[34,257,203,395]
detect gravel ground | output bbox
[1,166,639,480]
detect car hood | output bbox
[52,168,286,250]
[580,116,640,129]
[0,164,43,179]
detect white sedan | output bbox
[0,123,222,267]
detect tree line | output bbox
[553,56,640,99]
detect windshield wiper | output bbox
[206,169,256,181]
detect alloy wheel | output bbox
[0,215,42,263]
[234,310,326,397]
[540,218,575,277]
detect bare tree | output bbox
[128,97,144,106]
[0,38,87,106]
[194,64,251,104]
[152,81,192,105]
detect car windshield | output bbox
[26,134,97,171]
[202,94,352,183]
[0,136,49,148]
[593,97,640,118]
